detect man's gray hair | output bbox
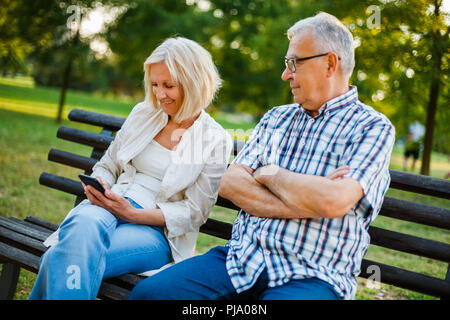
[287,12,355,80]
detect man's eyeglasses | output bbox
[284,53,341,73]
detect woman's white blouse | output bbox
[43,102,233,273]
[125,140,172,209]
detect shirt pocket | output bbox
[261,129,286,166]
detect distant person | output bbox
[29,37,232,300]
[403,121,425,172]
[128,12,395,301]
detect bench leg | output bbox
[0,262,20,300]
[443,265,450,300]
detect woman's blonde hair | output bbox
[143,37,222,123]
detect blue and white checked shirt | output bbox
[225,86,395,299]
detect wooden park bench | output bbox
[1,108,449,300]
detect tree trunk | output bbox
[420,72,440,176]
[420,1,443,176]
[56,58,73,122]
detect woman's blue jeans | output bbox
[29,198,172,300]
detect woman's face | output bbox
[150,62,184,118]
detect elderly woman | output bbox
[29,37,232,300]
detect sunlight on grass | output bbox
[0,98,69,119]
[0,76,35,88]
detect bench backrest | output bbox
[39,108,450,299]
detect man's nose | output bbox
[281,67,292,81]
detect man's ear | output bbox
[326,53,340,77]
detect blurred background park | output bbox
[0,0,449,299]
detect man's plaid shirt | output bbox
[226,86,395,299]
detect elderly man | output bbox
[128,12,395,300]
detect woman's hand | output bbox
[96,177,111,192]
[82,178,137,223]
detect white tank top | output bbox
[124,139,173,209]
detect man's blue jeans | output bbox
[128,246,341,300]
[29,198,172,300]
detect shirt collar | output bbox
[299,85,358,118]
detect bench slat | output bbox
[69,108,125,131]
[39,172,84,198]
[368,226,450,262]
[105,274,143,291]
[0,242,40,273]
[8,217,54,235]
[216,196,240,212]
[49,148,97,172]
[0,226,48,256]
[389,170,450,200]
[24,216,58,232]
[97,281,131,300]
[57,125,113,150]
[0,217,49,242]
[199,218,233,239]
[380,197,450,230]
[360,259,450,298]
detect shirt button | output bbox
[264,250,271,255]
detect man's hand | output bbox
[219,164,298,218]
[254,165,350,183]
[82,178,137,223]
[253,164,363,219]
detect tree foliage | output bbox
[1,0,449,164]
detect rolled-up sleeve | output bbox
[343,117,396,214]
[91,103,145,186]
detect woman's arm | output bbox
[83,182,166,226]
[90,103,147,186]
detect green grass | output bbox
[0,76,449,300]
[0,77,136,119]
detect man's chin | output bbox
[292,95,304,105]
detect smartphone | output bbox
[78,174,105,194]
